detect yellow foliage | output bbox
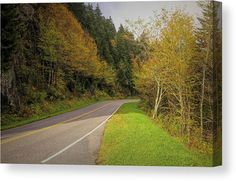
[135,10,196,109]
[38,4,114,83]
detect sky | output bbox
[91,1,202,30]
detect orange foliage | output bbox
[38,4,114,81]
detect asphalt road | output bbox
[1,99,137,164]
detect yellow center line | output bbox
[1,102,112,145]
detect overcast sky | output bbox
[91,1,201,30]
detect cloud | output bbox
[92,1,201,30]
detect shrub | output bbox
[23,86,47,105]
[94,90,110,99]
[47,86,64,100]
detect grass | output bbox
[1,97,110,131]
[97,102,213,166]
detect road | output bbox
[1,99,136,164]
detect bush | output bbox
[18,106,35,117]
[94,90,110,99]
[36,91,47,103]
[47,86,65,100]
[23,86,47,105]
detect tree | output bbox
[1,4,37,110]
[195,1,222,142]
[1,3,115,116]
[134,10,196,143]
[113,25,136,95]
[40,4,115,95]
[68,3,116,66]
[68,3,138,95]
[37,12,64,87]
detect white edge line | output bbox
[40,104,122,164]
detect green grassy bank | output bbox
[97,102,212,166]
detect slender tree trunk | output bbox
[42,60,45,86]
[152,81,163,119]
[186,95,191,145]
[200,35,211,140]
[156,87,163,113]
[74,72,78,95]
[179,89,185,136]
[153,83,160,119]
[200,66,206,140]
[48,62,52,86]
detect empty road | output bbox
[1,99,136,164]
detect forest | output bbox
[1,2,221,155]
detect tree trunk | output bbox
[200,35,211,140]
[152,81,163,119]
[200,66,206,140]
[179,89,184,136]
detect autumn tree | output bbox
[1,3,115,117]
[38,4,115,96]
[133,10,197,144]
[68,3,136,95]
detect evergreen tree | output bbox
[68,3,136,94]
[68,3,116,65]
[196,1,222,141]
[114,25,136,95]
[1,4,37,110]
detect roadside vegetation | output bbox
[1,95,111,130]
[97,102,212,166]
[130,1,222,162]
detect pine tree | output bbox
[1,4,36,110]
[196,1,222,140]
[114,25,136,95]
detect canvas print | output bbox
[1,1,222,166]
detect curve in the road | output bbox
[1,102,112,145]
[1,99,138,164]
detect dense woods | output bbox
[1,3,136,117]
[1,2,221,157]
